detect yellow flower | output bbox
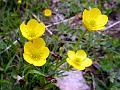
[82,8,108,31]
[66,50,92,70]
[18,0,22,4]
[20,19,45,40]
[23,38,49,66]
[43,9,52,17]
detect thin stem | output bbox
[4,54,16,72]
[75,30,87,50]
[54,59,59,71]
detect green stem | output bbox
[54,59,66,71]
[54,59,59,72]
[75,30,87,50]
[4,54,16,72]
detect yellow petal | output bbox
[39,46,50,59]
[82,9,90,21]
[81,58,92,67]
[33,59,46,66]
[96,15,108,27]
[24,41,33,53]
[76,50,87,60]
[83,20,91,30]
[67,50,76,60]
[66,58,74,66]
[91,26,105,31]
[74,65,85,70]
[32,38,46,48]
[24,38,46,52]
[24,39,49,56]
[27,22,45,40]
[27,19,39,29]
[85,21,106,31]
[90,8,101,18]
[24,52,47,66]
[20,23,30,39]
[70,61,85,70]
[66,58,85,70]
[82,9,91,30]
[33,22,46,38]
[23,53,33,64]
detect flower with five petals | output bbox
[23,38,49,66]
[82,8,108,31]
[20,19,45,40]
[66,50,92,70]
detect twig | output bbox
[32,13,41,22]
[97,20,120,35]
[32,13,76,35]
[91,73,96,90]
[46,16,75,28]
[103,20,120,30]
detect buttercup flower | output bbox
[43,9,52,17]
[18,0,22,4]
[20,19,45,40]
[82,8,108,31]
[66,50,92,70]
[23,38,49,66]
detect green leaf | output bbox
[26,70,45,76]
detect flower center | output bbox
[89,19,96,27]
[29,32,36,38]
[31,51,41,60]
[74,58,82,65]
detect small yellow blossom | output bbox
[23,38,49,66]
[20,19,45,40]
[43,9,52,17]
[82,8,108,31]
[18,0,22,4]
[66,50,92,70]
